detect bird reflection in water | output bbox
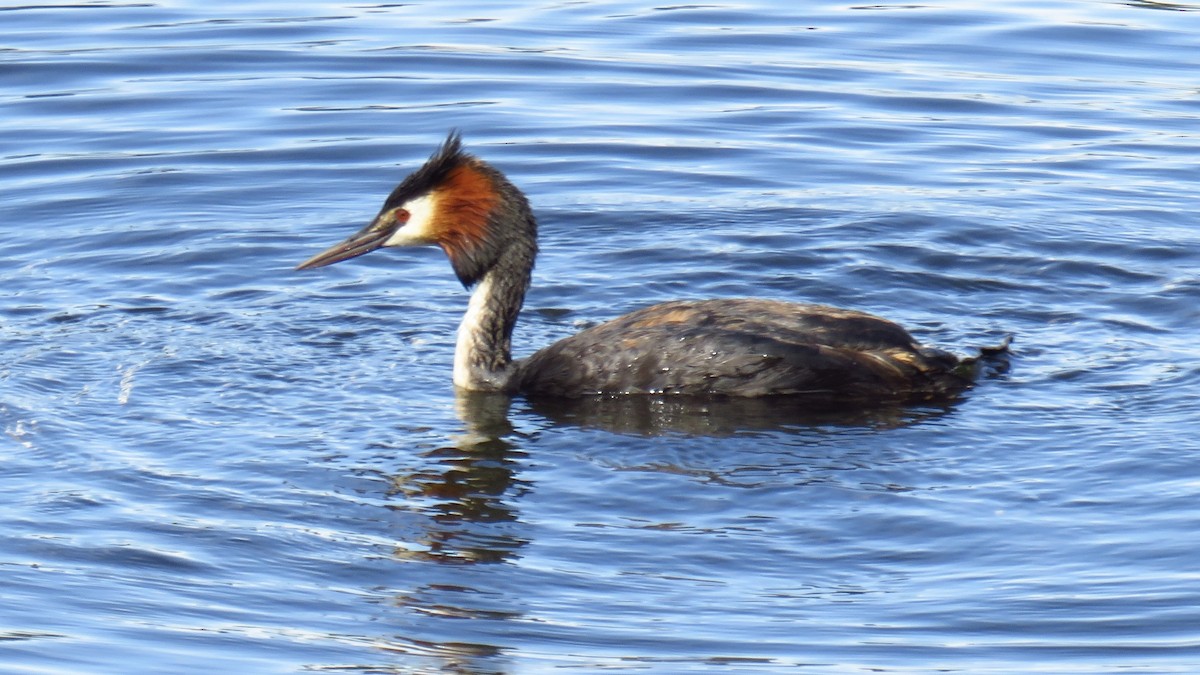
[525,392,964,436]
[379,393,526,674]
[386,392,528,565]
[371,387,984,672]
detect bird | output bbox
[297,132,1007,402]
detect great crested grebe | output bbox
[298,132,1005,401]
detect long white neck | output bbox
[452,257,530,392]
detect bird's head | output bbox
[296,132,536,288]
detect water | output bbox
[3,0,1200,672]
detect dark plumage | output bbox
[518,299,969,400]
[298,132,1006,403]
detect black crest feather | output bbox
[379,130,468,212]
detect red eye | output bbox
[394,208,410,222]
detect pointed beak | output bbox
[296,216,394,271]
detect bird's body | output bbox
[517,299,967,400]
[298,133,1001,403]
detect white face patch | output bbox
[383,192,439,247]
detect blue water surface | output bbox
[3,1,1200,673]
